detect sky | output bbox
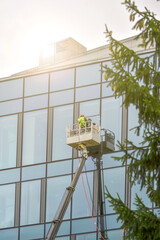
[0,0,160,78]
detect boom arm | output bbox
[47,144,88,240]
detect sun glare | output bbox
[41,44,54,58]
[23,23,64,67]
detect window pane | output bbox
[0,79,23,101]
[46,221,70,238]
[0,114,17,169]
[107,229,123,240]
[57,221,70,236]
[72,217,97,234]
[0,99,22,116]
[107,214,122,229]
[76,85,100,102]
[103,167,125,214]
[22,109,47,165]
[55,237,70,240]
[73,157,96,173]
[50,90,74,107]
[76,64,101,87]
[46,175,71,222]
[76,233,97,240]
[0,168,20,184]
[154,209,160,217]
[20,180,41,225]
[131,183,152,210]
[24,94,48,111]
[80,100,100,124]
[80,100,100,117]
[25,73,48,96]
[0,184,15,228]
[52,105,73,161]
[47,160,72,177]
[50,69,74,91]
[128,104,144,145]
[22,164,46,181]
[101,97,122,150]
[102,82,114,97]
[72,172,93,218]
[102,152,123,169]
[20,224,44,240]
[0,228,18,240]
[102,61,113,82]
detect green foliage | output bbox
[105,188,160,239]
[104,0,160,239]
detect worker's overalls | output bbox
[78,117,86,131]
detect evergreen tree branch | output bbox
[105,187,160,239]
[104,1,160,238]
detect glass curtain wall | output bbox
[0,59,128,240]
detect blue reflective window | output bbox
[25,73,48,96]
[0,184,15,228]
[73,157,96,173]
[0,228,18,240]
[20,224,44,240]
[0,114,17,169]
[72,217,97,234]
[80,100,100,124]
[154,208,160,217]
[107,214,122,229]
[103,167,125,214]
[22,109,47,165]
[47,160,72,177]
[57,221,70,236]
[55,237,70,240]
[50,69,74,91]
[0,99,22,116]
[76,84,100,102]
[102,152,123,168]
[139,52,153,59]
[102,82,114,97]
[107,229,124,240]
[20,180,41,225]
[24,94,48,111]
[131,183,152,210]
[76,64,101,87]
[50,90,74,107]
[22,164,46,181]
[52,105,73,161]
[72,172,93,218]
[46,175,71,222]
[76,233,97,240]
[128,104,144,146]
[80,100,100,117]
[0,168,20,184]
[0,79,23,101]
[129,53,154,84]
[101,97,122,150]
[46,221,70,237]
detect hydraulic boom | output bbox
[47,144,88,240]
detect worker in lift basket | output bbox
[78,114,86,128]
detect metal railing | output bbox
[66,120,100,139]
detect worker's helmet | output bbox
[80,114,84,117]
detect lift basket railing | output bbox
[66,120,100,138]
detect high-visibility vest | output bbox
[78,116,86,127]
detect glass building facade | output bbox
[0,43,157,240]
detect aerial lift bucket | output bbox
[66,120,101,149]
